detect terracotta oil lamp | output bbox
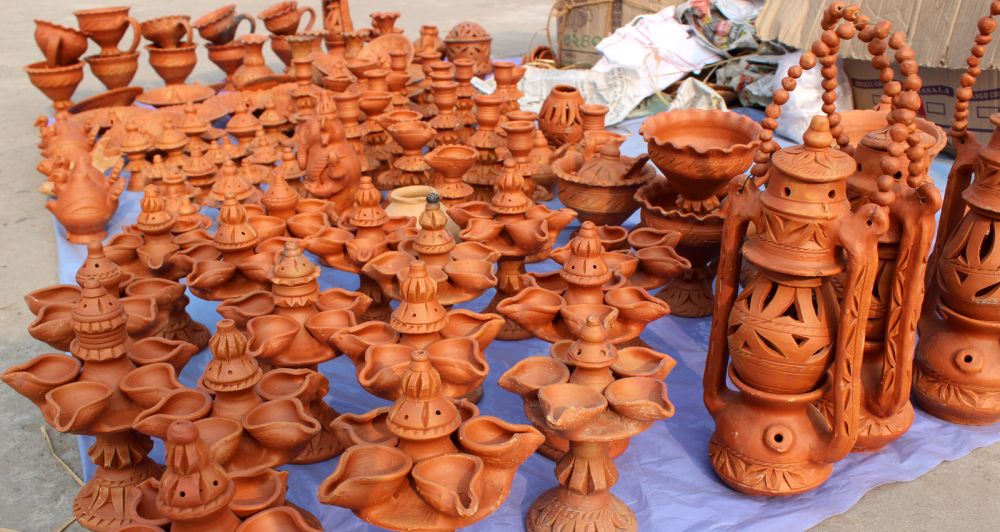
[182,149,218,200]
[177,103,211,155]
[272,146,306,191]
[155,119,188,173]
[318,350,544,530]
[426,144,477,206]
[381,121,435,188]
[3,281,198,530]
[635,109,761,317]
[492,61,526,115]
[159,168,200,217]
[206,159,263,208]
[359,91,394,176]
[260,174,304,221]
[502,119,552,201]
[129,321,325,473]
[538,84,585,147]
[25,60,85,111]
[448,159,576,340]
[331,260,501,402]
[183,194,279,301]
[464,94,505,202]
[74,7,141,56]
[120,122,154,190]
[128,419,322,531]
[302,176,417,321]
[194,4,256,45]
[321,0,353,55]
[231,34,278,89]
[103,186,197,282]
[126,277,211,351]
[501,314,675,528]
[553,132,656,225]
[704,107,891,495]
[444,21,493,76]
[259,98,291,144]
[332,90,375,176]
[499,221,682,346]
[47,154,125,243]
[248,130,281,167]
[916,8,1000,426]
[365,193,500,308]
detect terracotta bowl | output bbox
[86,51,140,90]
[146,43,197,85]
[639,110,761,201]
[2,354,81,408]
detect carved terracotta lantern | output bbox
[501,314,675,530]
[3,280,198,530]
[705,105,891,494]
[318,350,543,530]
[916,6,1000,426]
[448,159,576,340]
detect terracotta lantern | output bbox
[444,21,492,76]
[500,314,675,530]
[318,350,543,530]
[915,6,1000,426]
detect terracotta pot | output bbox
[259,1,316,35]
[146,43,197,85]
[195,4,256,45]
[386,186,436,220]
[140,15,193,49]
[34,20,88,67]
[74,6,141,56]
[25,61,84,109]
[86,51,139,90]
[444,22,492,76]
[538,84,585,147]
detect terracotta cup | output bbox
[194,4,256,46]
[34,20,89,68]
[259,1,316,36]
[74,7,141,56]
[85,51,140,89]
[141,15,193,49]
[25,61,84,107]
[206,42,245,81]
[147,43,197,85]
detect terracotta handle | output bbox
[44,35,60,68]
[234,13,256,38]
[125,16,141,54]
[180,18,193,45]
[300,6,316,31]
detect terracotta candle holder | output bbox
[318,350,543,530]
[34,19,88,67]
[302,176,417,322]
[381,121,435,188]
[464,94,505,202]
[502,119,552,201]
[231,35,278,89]
[333,89,376,176]
[452,58,478,140]
[448,159,576,340]
[492,61,526,115]
[500,314,675,529]
[428,80,463,147]
[85,50,140,90]
[635,109,761,317]
[426,144,477,206]
[499,221,681,346]
[916,7,1000,427]
[47,154,125,243]
[25,60,85,111]
[74,7,141,57]
[373,109,422,189]
[359,90,394,176]
[4,281,198,530]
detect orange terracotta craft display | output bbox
[318,350,543,530]
[501,314,676,530]
[636,109,761,317]
[330,259,502,403]
[4,281,198,530]
[499,221,683,346]
[916,7,1000,426]
[449,160,576,340]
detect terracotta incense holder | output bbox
[318,350,543,531]
[448,159,576,340]
[501,314,675,530]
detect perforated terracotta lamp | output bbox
[318,350,543,530]
[448,159,576,340]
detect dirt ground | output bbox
[0,1,997,530]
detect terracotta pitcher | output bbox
[195,4,256,46]
[141,15,193,49]
[259,1,316,35]
[444,22,492,76]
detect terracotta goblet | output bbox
[259,1,316,35]
[140,15,193,49]
[34,20,89,68]
[206,42,245,88]
[194,4,256,46]
[147,44,197,85]
[25,61,84,109]
[74,7,141,56]
[85,51,139,90]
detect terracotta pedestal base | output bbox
[66,230,109,245]
[292,403,344,464]
[656,265,714,318]
[74,433,163,530]
[526,486,636,532]
[854,401,914,452]
[535,431,630,461]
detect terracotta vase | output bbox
[444,21,492,76]
[47,155,124,243]
[34,19,88,67]
[195,4,256,45]
[464,94,504,202]
[426,144,476,207]
[705,109,890,495]
[538,84,585,148]
[492,61,525,114]
[140,15,193,49]
[75,7,141,56]
[635,109,760,318]
[916,11,1000,427]
[4,280,198,530]
[231,35,277,89]
[448,159,576,339]
[501,314,675,529]
[319,350,543,530]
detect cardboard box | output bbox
[755,0,999,144]
[554,0,682,67]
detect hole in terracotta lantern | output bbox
[180,491,186,497]
[828,189,836,199]
[213,480,219,486]
[783,187,791,197]
[773,433,784,443]
[893,171,902,179]
[856,163,862,173]
[435,410,442,415]
[964,354,974,364]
